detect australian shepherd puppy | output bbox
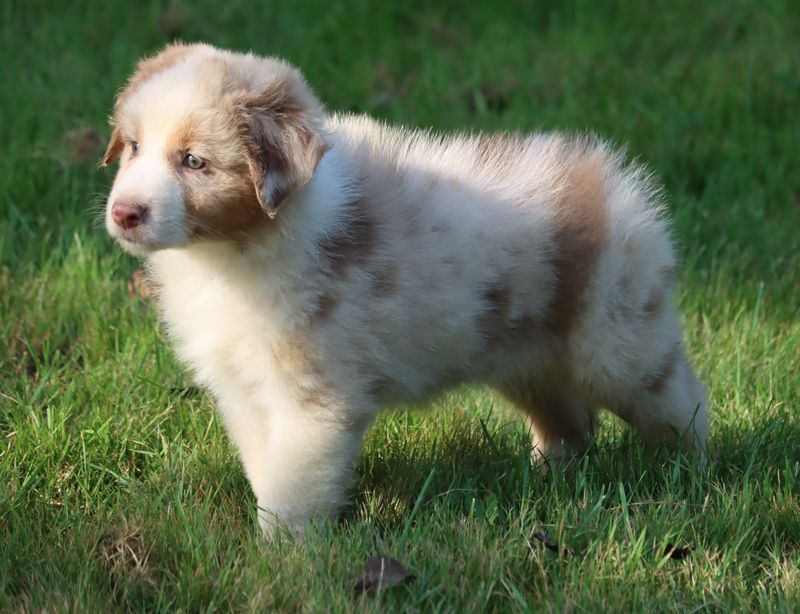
[102,43,708,537]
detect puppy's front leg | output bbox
[249,407,371,538]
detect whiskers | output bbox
[85,192,110,230]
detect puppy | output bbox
[102,43,708,537]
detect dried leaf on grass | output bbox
[465,77,519,115]
[158,0,188,39]
[664,543,691,560]
[97,517,156,586]
[532,531,573,556]
[353,555,416,592]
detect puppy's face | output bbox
[102,43,326,255]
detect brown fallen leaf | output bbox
[97,517,156,587]
[128,269,153,301]
[65,127,104,165]
[664,543,691,560]
[158,0,188,39]
[353,555,416,592]
[465,76,519,115]
[532,531,573,556]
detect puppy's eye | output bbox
[183,153,205,170]
[131,141,140,155]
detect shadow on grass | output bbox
[347,404,800,534]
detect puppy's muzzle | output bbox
[111,201,149,230]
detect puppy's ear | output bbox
[100,127,123,167]
[238,77,328,218]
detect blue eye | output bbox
[131,141,140,155]
[183,153,205,170]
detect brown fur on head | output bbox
[231,70,328,218]
[102,43,328,253]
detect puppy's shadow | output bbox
[347,401,559,528]
[345,400,800,533]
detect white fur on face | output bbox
[106,151,188,254]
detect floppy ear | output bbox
[238,80,328,218]
[100,127,123,167]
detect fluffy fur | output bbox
[103,43,708,537]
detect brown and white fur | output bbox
[102,43,708,537]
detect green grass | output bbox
[1,0,799,610]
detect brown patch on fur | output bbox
[164,122,194,155]
[296,385,330,409]
[271,332,321,381]
[318,196,377,276]
[643,291,664,321]
[510,313,544,340]
[371,261,398,296]
[644,343,681,394]
[309,293,339,325]
[234,74,327,216]
[478,283,512,349]
[183,162,272,242]
[271,330,332,407]
[159,100,279,241]
[544,145,608,337]
[478,282,546,350]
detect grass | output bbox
[1,0,799,610]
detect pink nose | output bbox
[111,201,148,230]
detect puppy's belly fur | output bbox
[150,125,708,535]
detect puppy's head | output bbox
[102,43,327,255]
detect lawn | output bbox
[1,0,799,610]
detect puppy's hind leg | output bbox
[496,376,597,468]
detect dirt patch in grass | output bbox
[96,517,158,589]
